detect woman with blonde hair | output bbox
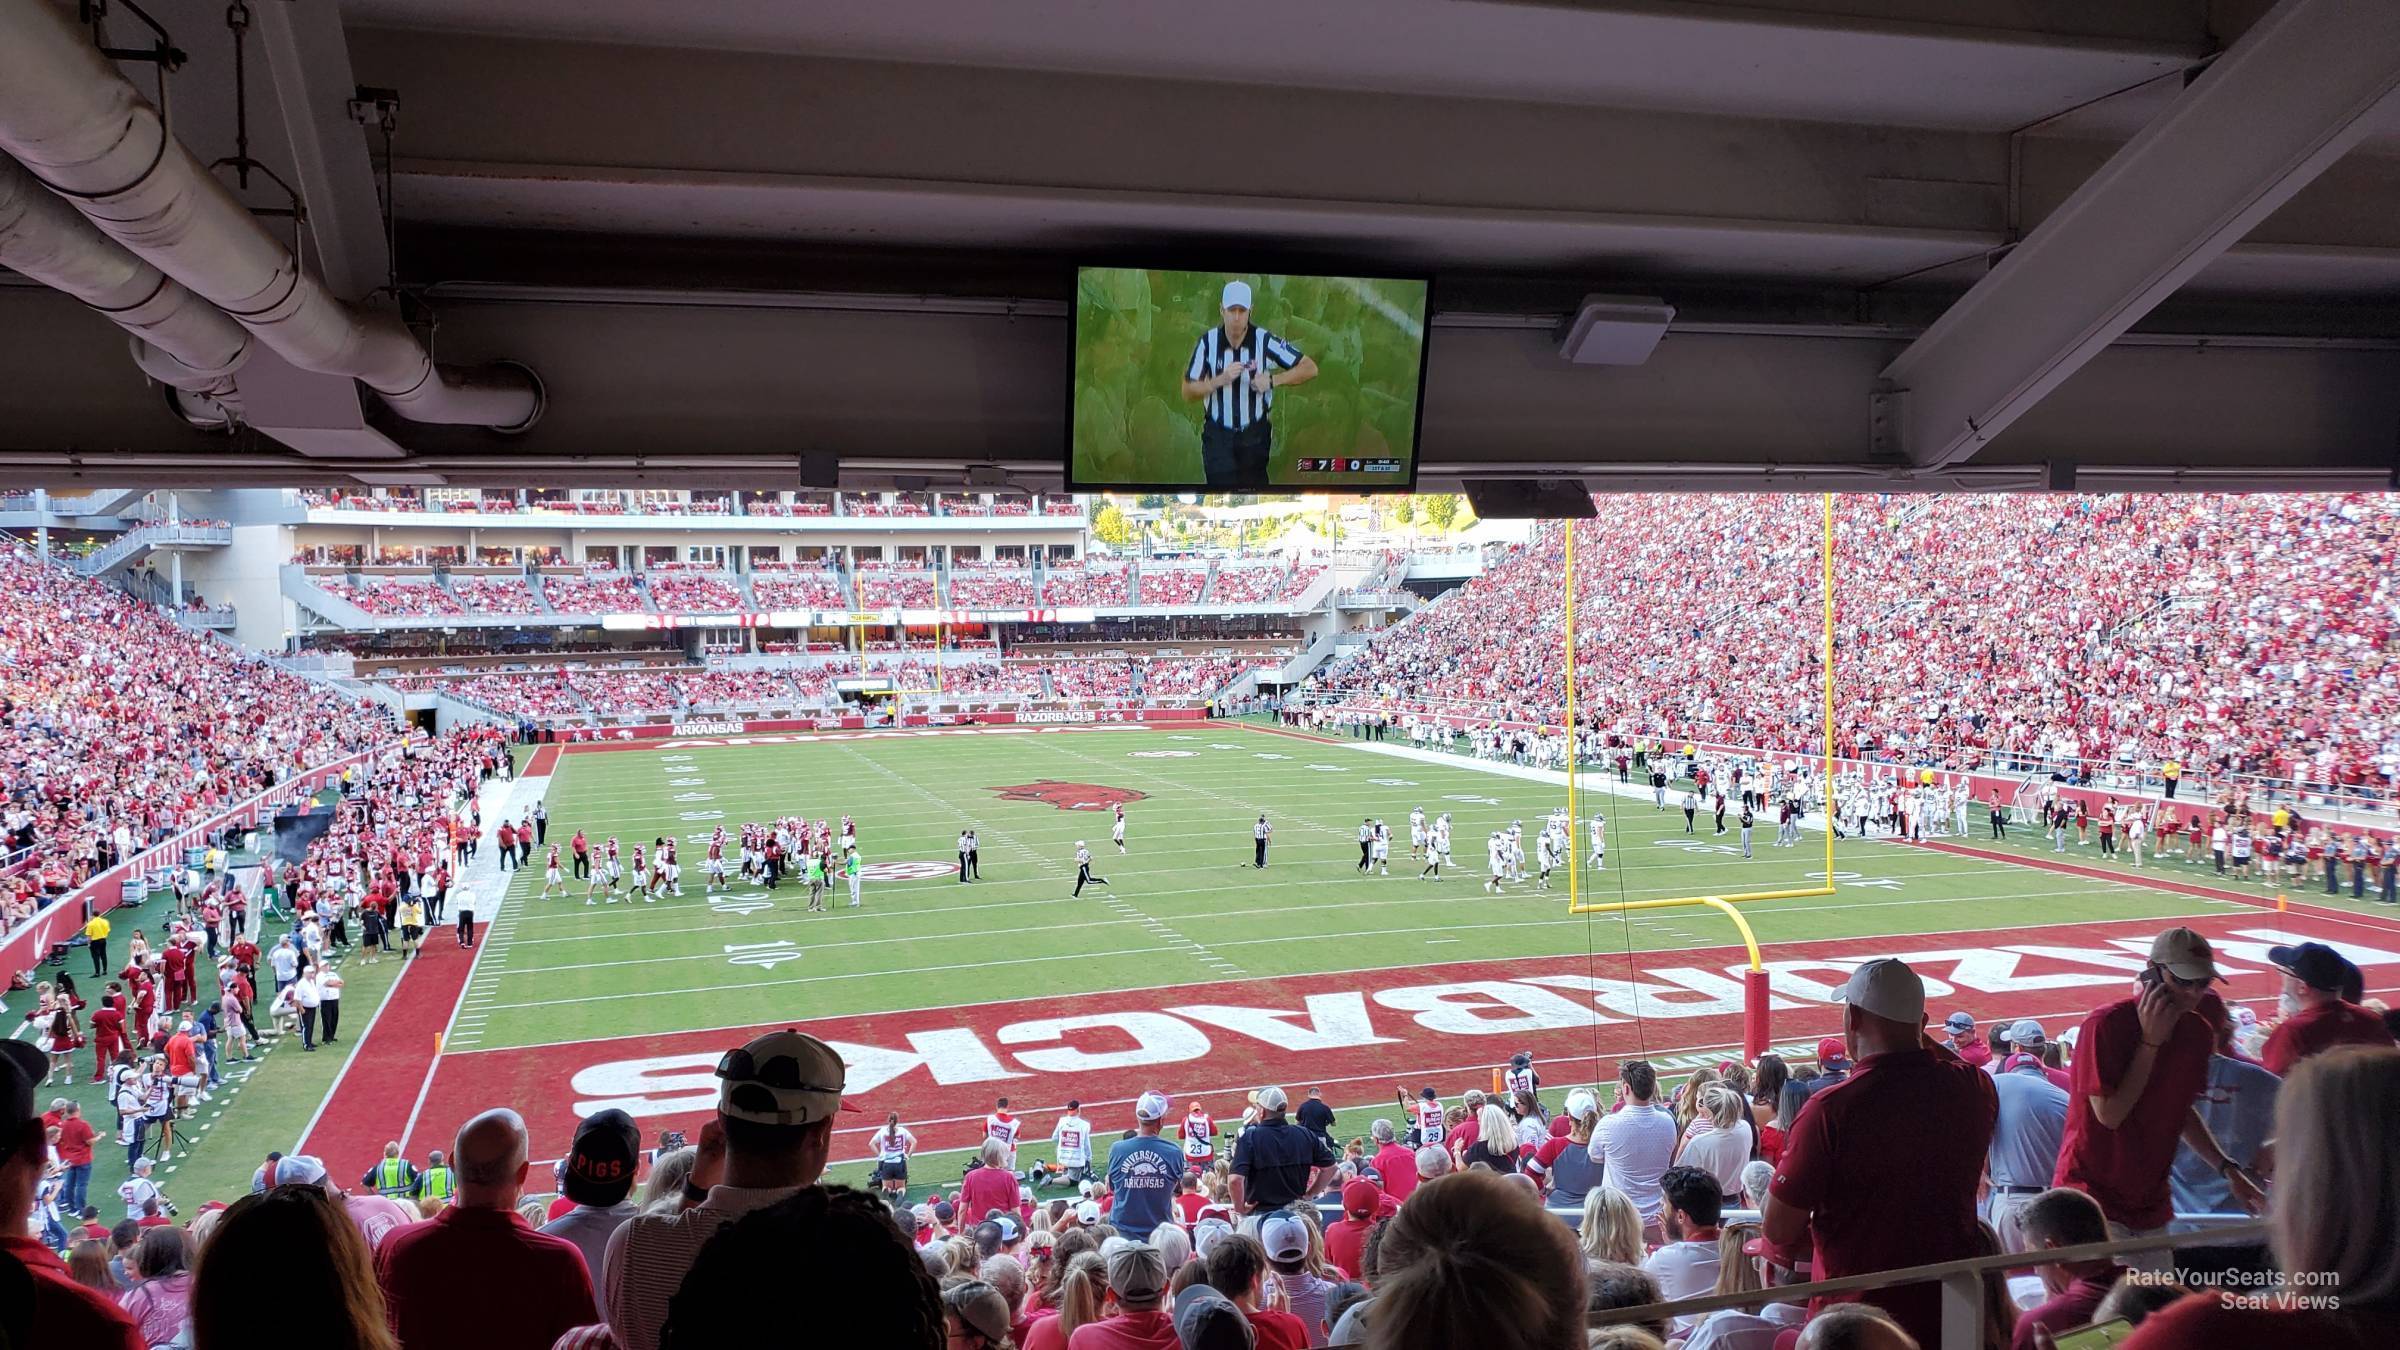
[1463,1102,1521,1173]
[1675,1085,1756,1195]
[191,1183,395,1350]
[2125,1047,2400,1348]
[1673,1068,1721,1142]
[1019,1250,1106,1350]
[1366,1170,1589,1350]
[1577,1186,1645,1267]
[638,1145,696,1214]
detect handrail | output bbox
[1585,1222,2268,1347]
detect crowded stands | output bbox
[449,576,545,616]
[857,569,943,609]
[322,577,467,618]
[749,569,850,610]
[16,945,2390,1350]
[1039,561,1131,607]
[563,670,684,714]
[1139,564,1210,607]
[947,568,1041,608]
[1318,493,2400,802]
[642,573,743,614]
[1211,562,1325,606]
[0,547,394,916]
[540,573,647,615]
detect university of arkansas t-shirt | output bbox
[1104,1134,1187,1240]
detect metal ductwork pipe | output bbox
[0,0,541,433]
[0,151,246,416]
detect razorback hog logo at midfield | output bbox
[991,780,1150,812]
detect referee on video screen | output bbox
[1181,279,1320,487]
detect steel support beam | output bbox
[253,0,391,300]
[1878,0,2400,469]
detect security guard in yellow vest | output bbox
[363,1140,418,1197]
[413,1149,456,1204]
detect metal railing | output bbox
[1582,1219,2267,1349]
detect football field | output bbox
[292,721,2400,1197]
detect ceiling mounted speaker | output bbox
[1559,295,1675,365]
[1463,480,1597,520]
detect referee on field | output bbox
[1181,279,1319,487]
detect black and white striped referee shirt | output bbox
[1186,325,1306,432]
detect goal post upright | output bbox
[1565,493,1840,1059]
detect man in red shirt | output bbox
[1368,1118,1420,1202]
[1765,957,1997,1350]
[1324,1179,1383,1279]
[2053,927,2263,1260]
[53,1102,96,1214]
[2262,942,2396,1075]
[88,999,125,1082]
[0,1041,143,1349]
[375,1107,596,1349]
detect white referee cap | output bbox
[1220,280,1252,310]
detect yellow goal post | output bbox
[1561,494,1838,1054]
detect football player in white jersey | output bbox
[1507,821,1526,882]
[1369,820,1390,875]
[1408,806,1427,860]
[1485,832,1508,893]
[1112,804,1127,854]
[1535,828,1558,890]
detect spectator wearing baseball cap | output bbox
[1785,1036,1852,1115]
[540,1109,645,1318]
[1985,1020,2072,1254]
[605,1029,854,1350]
[1995,1021,2071,1090]
[1204,1232,1307,1350]
[1076,1237,1172,1349]
[2053,928,2263,1253]
[654,1186,942,1349]
[0,1039,141,1349]
[1228,1088,1334,1217]
[1104,1092,1187,1243]
[1256,1211,1333,1342]
[1324,1180,1383,1280]
[375,1106,595,1350]
[1943,1011,1991,1067]
[1764,957,1997,1349]
[1171,1283,1255,1350]
[271,1153,418,1254]
[2262,942,2395,1075]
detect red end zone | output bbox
[342,909,2400,1172]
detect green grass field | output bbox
[44,721,2386,1208]
[465,724,2259,1192]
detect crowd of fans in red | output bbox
[1319,494,2398,802]
[0,549,393,922]
[17,941,2395,1350]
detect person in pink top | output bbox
[958,1139,1022,1225]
